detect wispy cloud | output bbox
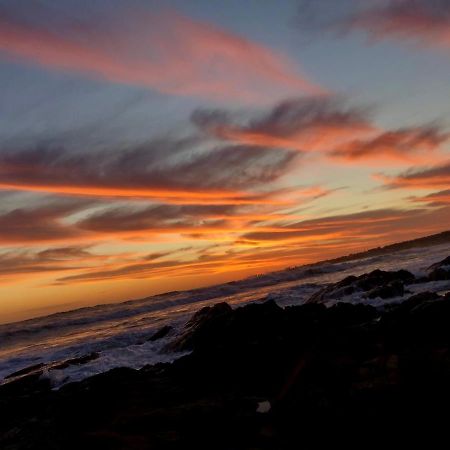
[0,140,299,204]
[0,9,322,101]
[330,126,449,164]
[411,189,450,206]
[239,206,450,246]
[193,97,448,165]
[51,205,450,284]
[193,96,376,151]
[377,160,450,189]
[344,0,450,50]
[297,0,450,51]
[0,199,90,244]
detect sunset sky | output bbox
[0,0,449,323]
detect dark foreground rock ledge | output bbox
[2,281,450,448]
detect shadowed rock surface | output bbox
[307,268,415,303]
[1,265,450,448]
[427,256,450,281]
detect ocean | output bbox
[1,243,449,387]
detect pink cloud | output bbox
[0,10,323,102]
[345,0,450,50]
[376,160,450,189]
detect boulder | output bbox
[148,325,173,342]
[164,302,233,352]
[427,256,450,281]
[4,363,45,380]
[308,269,414,303]
[366,280,404,299]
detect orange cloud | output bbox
[0,200,90,244]
[412,189,450,205]
[0,10,322,101]
[376,160,450,189]
[330,127,449,164]
[193,98,449,165]
[49,205,450,285]
[0,143,299,205]
[193,97,376,153]
[1,200,449,289]
[0,181,289,206]
[238,208,440,245]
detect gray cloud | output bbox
[297,0,450,48]
[0,199,91,243]
[0,138,298,198]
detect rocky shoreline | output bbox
[1,256,450,449]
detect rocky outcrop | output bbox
[164,302,233,352]
[427,255,450,281]
[147,325,173,342]
[1,268,450,448]
[308,269,415,303]
[1,352,100,392]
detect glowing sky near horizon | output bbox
[0,0,449,323]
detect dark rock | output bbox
[308,269,414,303]
[4,363,45,380]
[148,325,173,342]
[51,352,100,371]
[366,280,404,299]
[428,267,450,281]
[2,264,450,449]
[356,269,414,290]
[427,255,450,271]
[325,302,378,326]
[409,295,450,316]
[427,256,450,280]
[400,291,441,312]
[0,369,50,397]
[164,302,233,352]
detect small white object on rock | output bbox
[256,400,271,413]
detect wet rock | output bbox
[148,325,173,342]
[428,255,450,271]
[398,291,441,313]
[427,256,450,281]
[51,352,100,371]
[2,263,450,449]
[356,269,414,290]
[308,269,414,303]
[5,363,45,380]
[366,280,404,299]
[428,267,450,281]
[324,302,378,326]
[0,369,50,397]
[164,302,233,352]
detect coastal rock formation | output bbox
[1,263,450,448]
[307,269,415,303]
[427,256,450,281]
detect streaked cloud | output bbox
[193,97,448,165]
[377,160,450,189]
[239,206,450,246]
[330,126,449,164]
[297,0,450,51]
[344,0,450,50]
[412,189,450,206]
[0,141,299,204]
[51,205,450,284]
[192,96,374,152]
[0,9,322,101]
[0,199,90,244]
